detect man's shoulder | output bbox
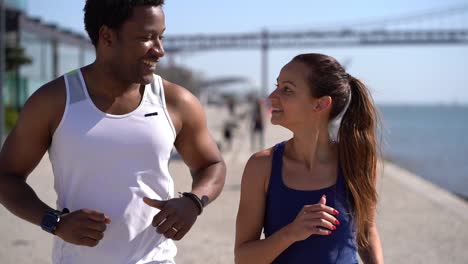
[158,77,205,133]
[24,76,66,126]
[161,78,197,106]
[162,79,194,100]
[12,75,67,138]
[33,75,66,102]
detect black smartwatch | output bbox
[41,208,68,235]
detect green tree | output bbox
[5,45,32,72]
[4,44,32,130]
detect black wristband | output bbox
[180,192,204,215]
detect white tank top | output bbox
[48,69,177,263]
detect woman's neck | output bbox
[288,124,337,173]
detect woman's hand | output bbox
[284,195,340,242]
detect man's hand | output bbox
[143,196,199,240]
[55,209,111,247]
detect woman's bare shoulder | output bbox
[248,148,273,166]
[241,147,276,192]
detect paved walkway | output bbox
[1,105,467,263]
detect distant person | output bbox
[227,96,237,116]
[250,98,265,150]
[235,53,384,263]
[222,117,237,152]
[0,0,226,263]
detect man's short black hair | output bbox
[84,0,165,47]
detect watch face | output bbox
[41,211,60,234]
[44,216,57,227]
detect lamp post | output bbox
[0,0,6,143]
[261,29,269,99]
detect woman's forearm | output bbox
[235,226,294,264]
[359,226,384,264]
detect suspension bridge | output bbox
[163,4,468,95]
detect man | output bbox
[0,0,226,263]
[250,97,265,151]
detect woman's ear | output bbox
[313,96,332,112]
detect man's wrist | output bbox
[179,192,204,215]
[40,208,69,235]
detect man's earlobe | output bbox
[99,26,113,47]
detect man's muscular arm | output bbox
[0,78,64,226]
[143,80,226,241]
[0,78,110,247]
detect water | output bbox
[379,105,468,199]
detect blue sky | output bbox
[27,0,468,104]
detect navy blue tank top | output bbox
[264,142,358,264]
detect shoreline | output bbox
[379,161,468,221]
[455,193,468,203]
[383,157,468,202]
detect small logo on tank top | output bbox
[144,112,158,117]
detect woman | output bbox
[235,53,384,263]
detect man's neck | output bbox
[81,63,141,99]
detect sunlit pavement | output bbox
[1,104,467,263]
